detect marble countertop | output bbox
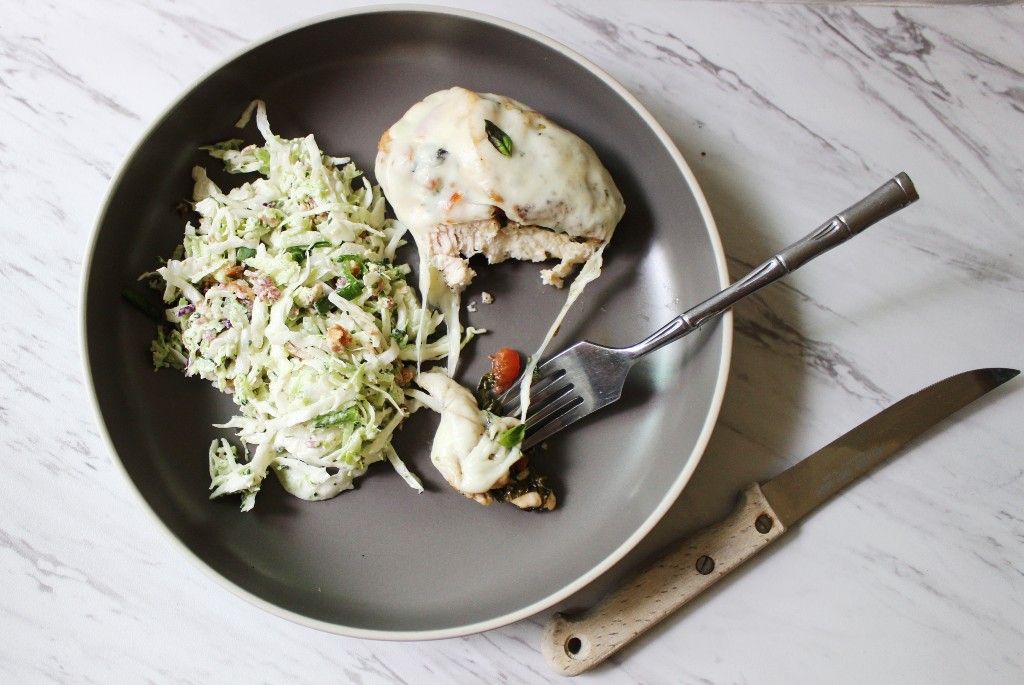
[3,1,1023,682]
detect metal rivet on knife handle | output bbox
[755,514,774,534]
[695,555,715,575]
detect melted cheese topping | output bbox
[415,371,522,495]
[375,86,624,244]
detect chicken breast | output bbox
[375,87,625,290]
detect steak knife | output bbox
[542,368,1019,675]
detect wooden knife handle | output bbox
[541,483,787,676]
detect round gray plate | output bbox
[82,6,730,639]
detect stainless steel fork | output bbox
[498,173,919,449]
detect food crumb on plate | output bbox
[481,291,494,304]
[467,301,478,312]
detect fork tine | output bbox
[524,387,581,428]
[497,362,565,415]
[521,377,575,419]
[523,402,591,450]
[500,369,563,415]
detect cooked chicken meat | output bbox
[429,219,602,290]
[375,86,624,290]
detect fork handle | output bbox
[624,172,918,359]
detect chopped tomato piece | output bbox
[489,347,521,395]
[444,191,463,211]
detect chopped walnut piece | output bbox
[224,280,254,302]
[223,264,244,279]
[469,492,493,506]
[327,325,352,353]
[509,491,543,509]
[395,365,416,387]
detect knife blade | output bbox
[542,367,1019,676]
[761,367,1019,527]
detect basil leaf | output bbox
[314,407,359,429]
[236,246,256,261]
[484,120,513,157]
[334,254,366,300]
[336,278,364,300]
[285,245,308,263]
[496,424,525,448]
[476,373,499,413]
[335,254,366,268]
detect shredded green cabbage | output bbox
[145,101,478,511]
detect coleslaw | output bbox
[141,101,477,510]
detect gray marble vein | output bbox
[2,0,1023,683]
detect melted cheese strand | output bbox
[444,289,462,376]
[413,244,433,372]
[518,244,608,421]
